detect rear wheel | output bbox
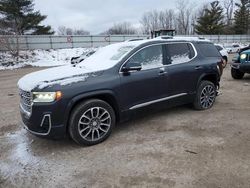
[231,68,244,79]
[69,99,116,146]
[193,81,216,110]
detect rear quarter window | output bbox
[197,43,221,57]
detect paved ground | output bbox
[1,59,250,188]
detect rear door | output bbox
[163,42,201,95]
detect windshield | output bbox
[110,46,136,60]
[77,42,142,71]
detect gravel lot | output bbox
[1,58,250,188]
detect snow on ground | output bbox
[0,48,96,70]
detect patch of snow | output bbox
[172,54,191,64]
[37,74,90,90]
[17,65,92,91]
[0,48,97,70]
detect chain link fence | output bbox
[0,35,250,51]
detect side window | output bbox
[197,43,221,57]
[127,45,163,70]
[165,43,195,65]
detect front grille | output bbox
[19,89,32,114]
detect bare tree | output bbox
[150,10,160,31]
[140,12,151,34]
[66,28,73,35]
[57,26,90,35]
[176,0,193,35]
[140,10,161,34]
[74,29,90,35]
[159,9,176,30]
[0,19,20,63]
[224,0,234,26]
[57,26,67,35]
[140,9,177,35]
[104,22,137,35]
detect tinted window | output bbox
[197,43,221,57]
[127,45,163,70]
[165,43,195,65]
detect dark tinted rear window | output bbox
[198,43,221,57]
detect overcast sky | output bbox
[34,0,212,34]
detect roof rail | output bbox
[126,38,144,42]
[154,36,210,42]
[160,36,174,39]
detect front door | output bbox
[119,44,169,110]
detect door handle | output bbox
[195,66,203,70]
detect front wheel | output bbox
[69,99,116,146]
[231,68,244,79]
[193,81,216,110]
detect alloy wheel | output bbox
[200,85,216,109]
[78,107,111,142]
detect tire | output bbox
[69,99,116,146]
[231,68,244,79]
[193,80,216,110]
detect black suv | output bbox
[18,37,221,146]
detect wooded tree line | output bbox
[106,0,249,35]
[140,0,250,35]
[0,0,249,36]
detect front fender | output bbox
[63,90,119,128]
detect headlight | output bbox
[240,54,247,59]
[33,91,62,103]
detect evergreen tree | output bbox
[233,0,250,34]
[195,1,225,34]
[0,0,54,35]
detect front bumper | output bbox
[20,102,67,139]
[231,62,250,73]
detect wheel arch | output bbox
[64,90,120,132]
[197,73,219,90]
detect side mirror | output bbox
[122,62,142,73]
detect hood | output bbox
[18,65,96,91]
[242,49,250,54]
